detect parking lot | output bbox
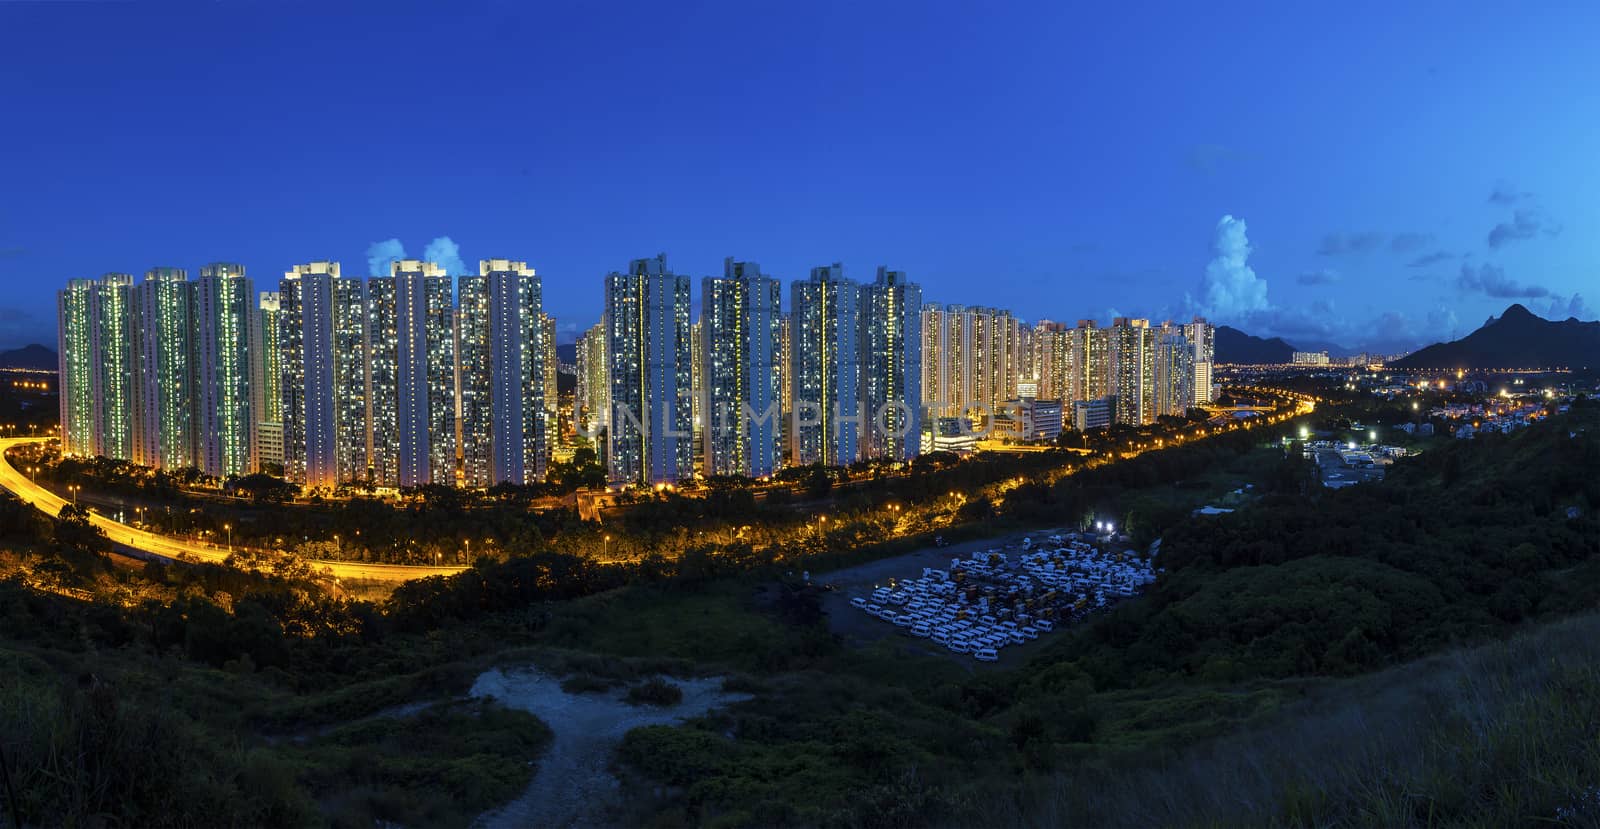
[819,529,1158,665]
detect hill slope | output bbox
[0,343,55,370]
[1215,325,1296,364]
[1391,303,1600,369]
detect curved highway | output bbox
[0,437,467,583]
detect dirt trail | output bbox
[471,668,747,829]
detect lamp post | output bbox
[224,523,232,552]
[68,484,79,505]
[603,534,611,558]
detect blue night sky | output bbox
[2,1,1596,352]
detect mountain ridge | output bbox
[1390,303,1600,369]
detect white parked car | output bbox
[851,597,867,609]
[974,648,999,662]
[1034,619,1054,632]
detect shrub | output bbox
[625,677,684,707]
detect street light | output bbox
[224,523,232,551]
[604,534,611,557]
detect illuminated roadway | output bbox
[0,437,467,583]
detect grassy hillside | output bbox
[0,400,1595,826]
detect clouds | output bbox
[1388,233,1433,254]
[422,236,467,276]
[1195,215,1269,319]
[1455,263,1549,299]
[1488,180,1530,205]
[366,238,406,277]
[1316,231,1386,256]
[1316,231,1433,256]
[1541,293,1593,321]
[1487,207,1561,248]
[1407,251,1454,268]
[366,235,470,276]
[1296,269,1339,286]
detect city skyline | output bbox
[53,257,1217,487]
[4,4,1598,353]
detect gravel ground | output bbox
[470,668,748,829]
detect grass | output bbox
[977,611,1600,827]
[0,638,551,828]
[290,698,551,828]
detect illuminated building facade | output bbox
[790,263,861,466]
[194,263,257,477]
[575,322,608,438]
[131,268,194,469]
[604,254,693,485]
[701,258,782,477]
[458,259,546,486]
[367,260,455,488]
[279,262,368,489]
[1182,317,1215,404]
[1109,317,1155,426]
[91,273,135,461]
[56,279,96,457]
[860,267,922,462]
[1154,330,1194,418]
[1066,320,1111,407]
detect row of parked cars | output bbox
[849,532,1158,662]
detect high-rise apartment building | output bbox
[919,304,1017,428]
[575,322,608,438]
[1154,331,1194,419]
[1182,317,1215,404]
[1029,320,1069,402]
[367,260,455,488]
[604,254,694,485]
[253,291,284,470]
[57,279,96,457]
[90,273,135,461]
[776,312,793,459]
[1109,317,1155,426]
[860,267,922,462]
[1065,320,1111,407]
[131,268,193,469]
[790,263,861,467]
[540,311,559,460]
[279,262,368,490]
[457,259,545,487]
[920,304,952,419]
[701,258,782,478]
[194,263,256,477]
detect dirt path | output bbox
[470,668,748,829]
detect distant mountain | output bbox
[1391,304,1600,370]
[0,344,55,371]
[1214,326,1296,365]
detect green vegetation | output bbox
[602,400,1600,826]
[2,391,1597,826]
[626,676,685,707]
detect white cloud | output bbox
[423,236,467,276]
[1195,215,1269,320]
[366,238,406,277]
